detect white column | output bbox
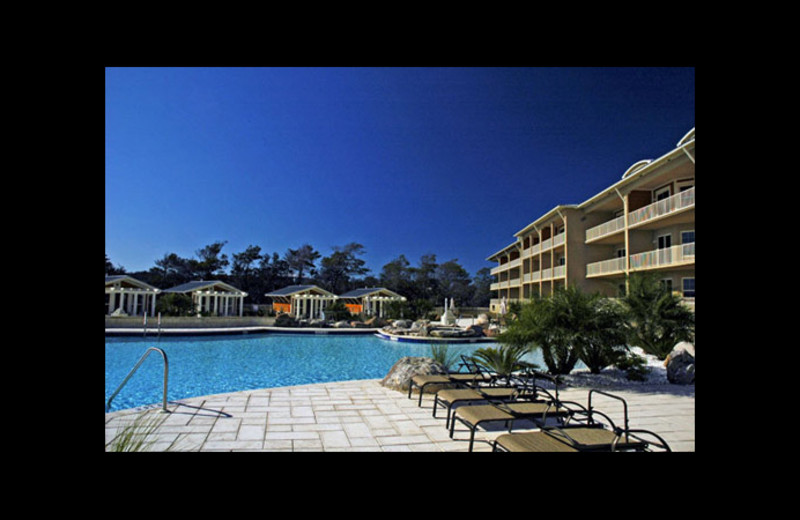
[239,295,244,317]
[151,293,157,317]
[108,291,116,315]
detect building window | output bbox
[616,248,626,258]
[655,186,671,201]
[681,230,695,244]
[658,234,672,249]
[682,278,695,297]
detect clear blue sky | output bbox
[105,67,694,278]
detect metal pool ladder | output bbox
[106,347,170,413]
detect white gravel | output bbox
[558,347,685,389]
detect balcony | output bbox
[490,257,522,276]
[629,187,695,228]
[587,243,695,277]
[629,243,695,270]
[585,187,695,243]
[585,215,625,243]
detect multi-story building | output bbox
[488,127,695,313]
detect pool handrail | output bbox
[106,347,170,414]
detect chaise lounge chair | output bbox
[432,369,534,429]
[407,355,493,407]
[491,389,672,452]
[448,371,574,452]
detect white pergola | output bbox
[338,288,407,318]
[265,285,338,319]
[164,280,248,317]
[105,275,161,317]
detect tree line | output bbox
[105,241,493,309]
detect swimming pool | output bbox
[105,333,542,412]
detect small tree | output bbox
[621,273,695,360]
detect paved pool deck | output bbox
[104,379,695,452]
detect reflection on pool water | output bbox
[105,334,544,412]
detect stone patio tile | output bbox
[343,422,372,438]
[237,425,266,441]
[264,431,319,441]
[321,431,351,449]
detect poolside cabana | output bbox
[163,280,248,317]
[105,275,161,317]
[265,285,338,319]
[338,288,406,317]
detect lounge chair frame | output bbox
[407,355,492,407]
[432,369,535,429]
[448,371,573,452]
[492,389,672,453]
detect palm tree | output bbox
[498,287,619,375]
[470,345,536,384]
[620,273,695,360]
[578,297,629,373]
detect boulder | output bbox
[350,321,370,328]
[429,327,476,338]
[484,326,501,338]
[274,313,298,327]
[467,324,484,337]
[666,342,695,385]
[363,316,388,328]
[380,356,449,392]
[393,319,413,329]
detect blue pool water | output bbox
[105,334,537,412]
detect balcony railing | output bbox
[585,186,695,242]
[629,243,695,270]
[586,215,625,242]
[587,243,695,277]
[587,257,626,277]
[628,187,694,227]
[490,257,522,275]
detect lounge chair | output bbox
[431,369,531,429]
[492,389,672,452]
[407,355,493,407]
[448,371,574,452]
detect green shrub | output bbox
[430,344,458,370]
[620,273,695,360]
[274,313,298,327]
[615,352,651,381]
[324,300,352,321]
[155,293,194,316]
[470,345,537,382]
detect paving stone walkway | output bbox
[104,379,695,452]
